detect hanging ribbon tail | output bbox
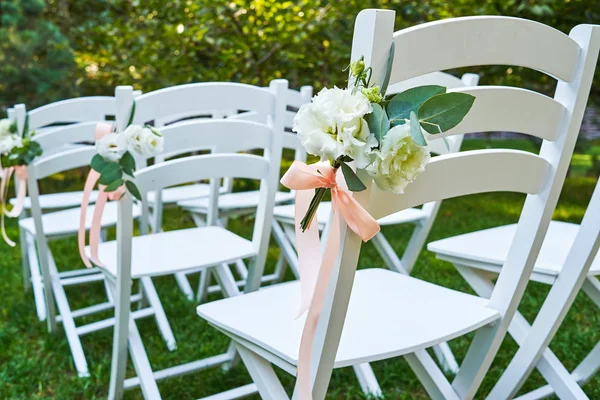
[0,167,16,247]
[5,166,28,218]
[294,188,323,318]
[88,191,108,267]
[297,209,341,400]
[78,170,101,268]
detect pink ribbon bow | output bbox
[280,160,380,400]
[78,123,125,268]
[0,165,28,246]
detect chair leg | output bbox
[404,349,460,400]
[352,363,383,398]
[174,272,195,301]
[140,277,177,351]
[273,252,288,283]
[196,270,212,304]
[20,226,31,292]
[47,252,90,377]
[127,317,162,399]
[38,242,57,333]
[235,344,289,400]
[26,234,47,321]
[371,231,408,274]
[271,220,300,279]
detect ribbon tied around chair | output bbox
[280,160,380,399]
[78,123,125,268]
[0,165,28,246]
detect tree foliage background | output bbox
[1,0,599,111]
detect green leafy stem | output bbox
[91,151,142,200]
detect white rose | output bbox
[96,132,127,162]
[139,127,164,157]
[0,134,22,154]
[0,119,13,139]
[293,87,375,164]
[123,124,145,155]
[366,123,430,194]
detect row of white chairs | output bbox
[5,10,600,400]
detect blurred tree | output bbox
[0,0,75,111]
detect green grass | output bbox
[1,139,599,399]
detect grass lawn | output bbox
[0,139,599,399]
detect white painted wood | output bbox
[367,149,550,221]
[390,16,581,84]
[131,82,275,125]
[34,121,98,152]
[195,11,599,400]
[179,191,295,212]
[26,97,116,130]
[433,87,565,141]
[198,269,500,368]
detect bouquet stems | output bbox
[299,160,341,232]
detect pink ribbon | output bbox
[78,123,124,268]
[280,160,380,399]
[0,165,28,246]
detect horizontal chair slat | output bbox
[28,97,116,130]
[390,16,580,83]
[368,149,550,220]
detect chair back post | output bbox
[14,104,27,136]
[245,79,289,293]
[294,9,395,399]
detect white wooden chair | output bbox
[196,10,600,399]
[175,86,314,300]
[17,110,177,378]
[8,97,119,322]
[94,80,287,399]
[428,127,600,396]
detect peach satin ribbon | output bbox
[280,160,380,399]
[0,166,28,246]
[78,123,125,268]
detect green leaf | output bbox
[418,92,476,134]
[98,163,122,185]
[104,179,124,192]
[387,85,446,125]
[410,111,426,146]
[127,101,136,126]
[126,180,142,201]
[365,103,389,146]
[91,154,109,173]
[340,162,366,192]
[119,151,136,176]
[380,41,395,97]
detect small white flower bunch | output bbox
[292,55,475,230]
[0,119,22,155]
[92,123,164,200]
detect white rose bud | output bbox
[0,119,13,139]
[96,132,127,162]
[0,134,22,154]
[139,127,164,157]
[123,124,145,155]
[366,123,430,194]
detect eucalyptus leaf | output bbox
[380,41,395,97]
[104,179,124,192]
[91,154,109,173]
[126,180,142,201]
[119,151,136,176]
[410,111,427,146]
[340,162,366,192]
[127,101,136,127]
[418,92,475,134]
[98,163,122,185]
[387,85,446,125]
[365,103,389,146]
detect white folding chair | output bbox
[428,127,600,395]
[20,115,177,379]
[9,97,119,321]
[95,80,287,399]
[268,72,479,396]
[175,86,314,300]
[196,11,600,399]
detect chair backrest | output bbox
[304,10,600,398]
[117,79,288,291]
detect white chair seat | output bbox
[273,201,427,228]
[146,183,213,205]
[19,201,141,237]
[197,268,500,367]
[178,190,295,212]
[92,226,256,279]
[12,190,99,211]
[427,221,600,276]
